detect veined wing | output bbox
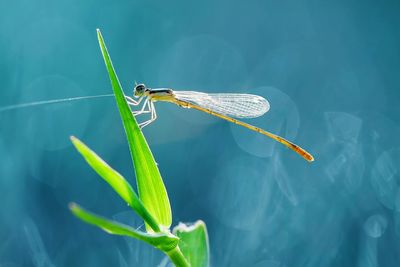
[172,91,269,118]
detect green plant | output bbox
[69,29,209,267]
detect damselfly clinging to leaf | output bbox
[126,83,314,162]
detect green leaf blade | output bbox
[69,203,178,252]
[173,221,210,267]
[96,29,172,231]
[70,136,160,232]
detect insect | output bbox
[0,84,314,162]
[126,83,314,162]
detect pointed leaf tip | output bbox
[70,135,77,143]
[68,202,77,210]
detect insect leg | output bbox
[139,102,157,129]
[132,99,150,116]
[126,96,144,106]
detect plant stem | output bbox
[166,246,190,267]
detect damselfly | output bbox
[126,84,314,162]
[0,84,314,162]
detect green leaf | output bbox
[70,136,160,232]
[166,247,190,267]
[96,29,172,231]
[173,221,210,267]
[69,203,178,252]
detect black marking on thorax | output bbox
[148,88,173,95]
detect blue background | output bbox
[1,0,400,266]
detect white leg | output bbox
[126,96,143,106]
[132,99,150,116]
[139,102,157,129]
[152,102,157,121]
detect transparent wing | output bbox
[173,91,270,118]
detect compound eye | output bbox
[134,84,146,96]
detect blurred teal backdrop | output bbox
[1,0,400,266]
